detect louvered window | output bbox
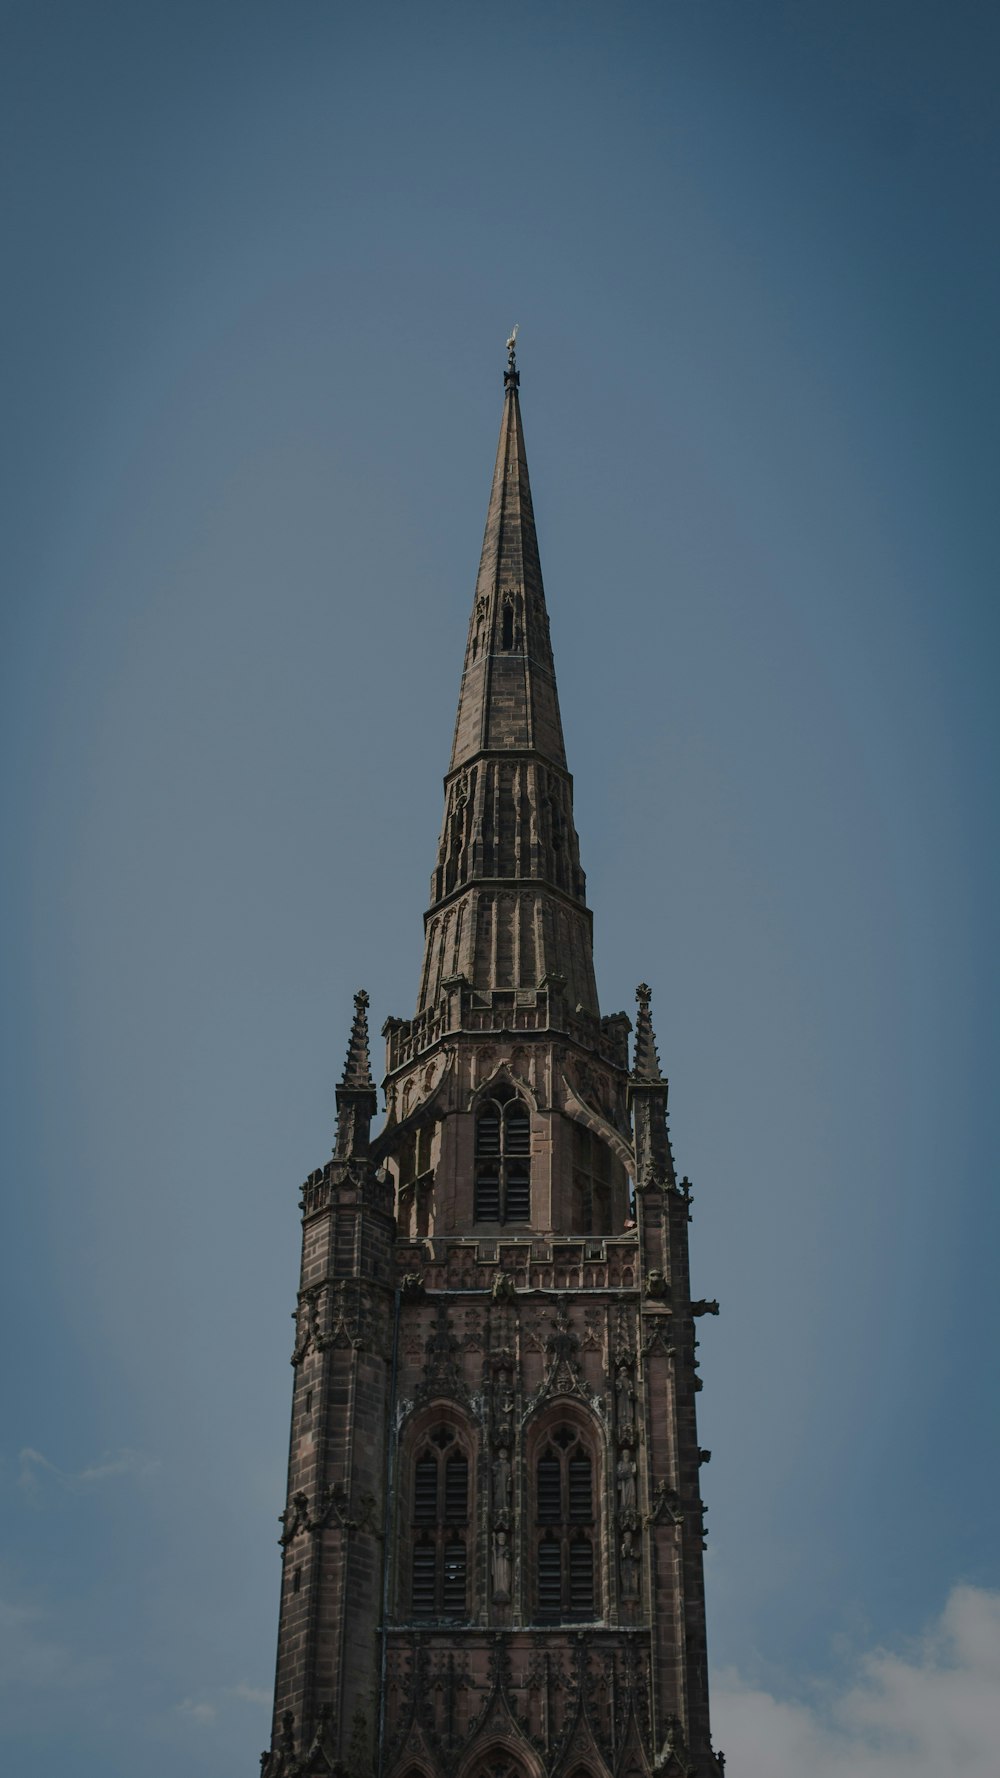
[477,1110,501,1155]
[569,1537,594,1614]
[475,1094,532,1224]
[537,1455,561,1522]
[538,1536,562,1618]
[569,1454,592,1521]
[413,1456,437,1523]
[409,1427,470,1620]
[411,1540,436,1617]
[572,1124,614,1236]
[534,1424,599,1621]
[442,1540,467,1614]
[506,1104,530,1154]
[475,1165,501,1222]
[505,1162,530,1222]
[444,1453,468,1523]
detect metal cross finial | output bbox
[506,324,519,369]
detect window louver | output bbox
[505,1105,530,1154]
[569,1537,594,1615]
[476,1112,501,1155]
[442,1540,466,1615]
[537,1453,562,1522]
[444,1454,468,1523]
[568,1453,592,1521]
[474,1096,531,1223]
[538,1537,561,1618]
[475,1167,501,1221]
[505,1162,530,1221]
[413,1455,437,1522]
[412,1541,436,1617]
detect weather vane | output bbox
[506,324,519,369]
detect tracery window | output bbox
[572,1125,612,1234]
[410,1427,469,1620]
[475,1090,531,1224]
[397,1122,435,1240]
[535,1424,596,1620]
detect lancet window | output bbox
[535,1423,597,1620]
[474,1089,531,1224]
[572,1124,613,1234]
[410,1426,469,1620]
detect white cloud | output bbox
[228,1681,272,1706]
[712,1585,1000,1778]
[173,1680,271,1726]
[17,1445,159,1494]
[175,1696,217,1724]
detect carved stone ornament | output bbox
[491,1527,513,1602]
[492,1440,513,1514]
[647,1478,682,1527]
[655,1712,696,1776]
[542,1300,583,1394]
[400,1273,426,1303]
[313,1480,356,1534]
[420,1300,464,1399]
[616,1450,638,1514]
[619,1527,640,1600]
[279,1491,310,1547]
[261,1703,345,1778]
[291,1290,320,1365]
[614,1359,636,1427]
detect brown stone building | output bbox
[261,343,725,1778]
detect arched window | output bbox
[475,1090,531,1224]
[572,1125,612,1234]
[534,1424,597,1621]
[410,1426,469,1620]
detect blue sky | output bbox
[2,3,998,1773]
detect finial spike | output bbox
[334,989,378,1159]
[632,981,666,1082]
[504,324,520,391]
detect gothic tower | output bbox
[262,342,724,1778]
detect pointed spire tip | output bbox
[504,323,520,392]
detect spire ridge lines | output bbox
[419,356,596,1016]
[340,988,376,1090]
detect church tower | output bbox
[261,341,724,1778]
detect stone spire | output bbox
[449,334,567,771]
[416,343,598,1016]
[632,982,666,1082]
[334,989,378,1158]
[629,981,675,1187]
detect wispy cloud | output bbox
[713,1585,1000,1778]
[175,1696,217,1725]
[17,1446,159,1495]
[228,1681,272,1706]
[174,1680,271,1727]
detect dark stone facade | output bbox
[261,348,724,1778]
